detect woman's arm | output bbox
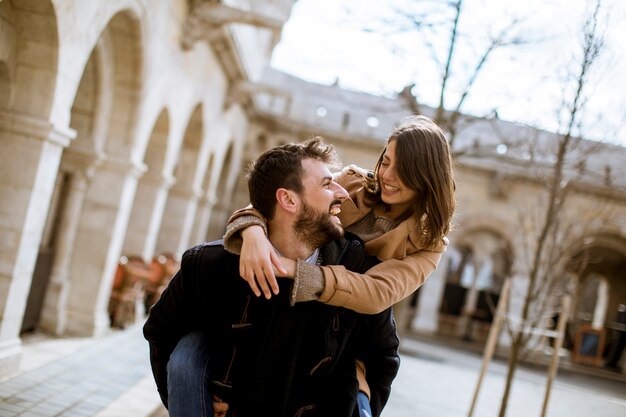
[222,205,266,255]
[224,211,444,313]
[223,206,288,298]
[296,248,444,314]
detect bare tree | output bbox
[496,1,612,416]
[430,0,528,146]
[350,0,530,146]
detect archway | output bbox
[123,108,171,260]
[206,143,236,241]
[439,228,513,341]
[44,9,144,336]
[190,153,215,245]
[156,104,205,257]
[0,1,59,116]
[569,235,626,366]
[23,37,105,334]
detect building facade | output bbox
[0,0,295,376]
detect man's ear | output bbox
[276,188,299,214]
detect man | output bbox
[143,138,400,417]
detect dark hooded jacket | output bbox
[143,233,400,417]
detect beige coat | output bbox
[319,166,446,314]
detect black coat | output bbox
[143,233,400,417]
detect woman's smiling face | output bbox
[378,140,417,215]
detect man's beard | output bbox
[293,201,344,249]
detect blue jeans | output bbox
[357,391,373,417]
[167,331,213,417]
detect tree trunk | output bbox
[498,337,521,417]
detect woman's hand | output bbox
[239,225,287,298]
[276,256,296,279]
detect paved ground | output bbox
[0,323,160,417]
[389,338,626,417]
[1,322,624,417]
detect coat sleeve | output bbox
[318,249,442,314]
[222,205,268,255]
[142,247,203,408]
[355,307,400,417]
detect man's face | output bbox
[293,159,349,248]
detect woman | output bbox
[224,115,456,315]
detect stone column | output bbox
[412,260,449,334]
[460,257,482,340]
[0,111,75,376]
[142,174,177,261]
[123,172,175,261]
[206,198,230,242]
[155,185,201,257]
[63,155,145,336]
[39,149,102,335]
[191,194,217,244]
[592,277,609,330]
[175,186,203,256]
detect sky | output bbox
[270,0,626,146]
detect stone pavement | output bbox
[1,322,624,417]
[390,337,626,417]
[0,323,161,417]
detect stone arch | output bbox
[156,104,205,257]
[0,0,59,117]
[569,233,626,335]
[190,152,216,245]
[454,227,514,289]
[206,142,237,241]
[453,213,518,252]
[24,35,110,335]
[35,7,146,337]
[123,108,171,259]
[438,226,514,341]
[100,10,144,160]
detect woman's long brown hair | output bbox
[366,115,456,248]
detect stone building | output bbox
[0,0,294,376]
[1,0,625,379]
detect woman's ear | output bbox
[276,188,299,214]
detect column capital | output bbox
[141,172,177,189]
[62,146,106,182]
[192,186,205,200]
[99,154,147,178]
[0,110,76,147]
[206,193,218,207]
[170,184,204,201]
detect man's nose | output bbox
[333,182,349,200]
